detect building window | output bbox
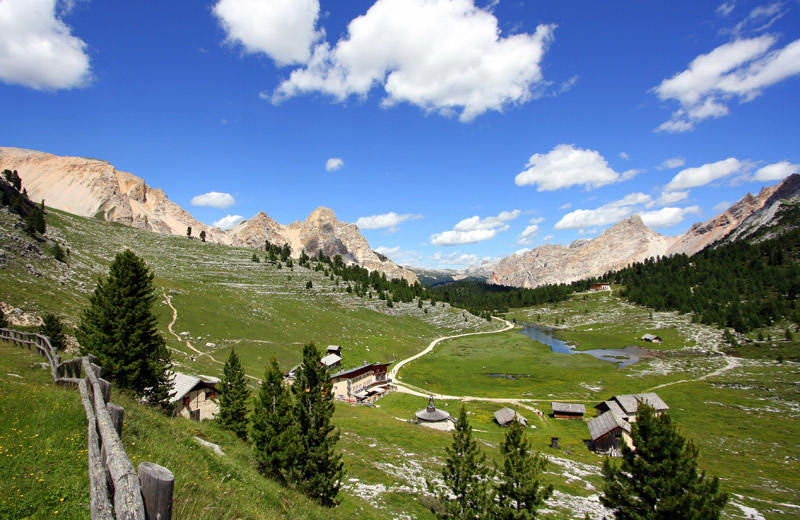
[183,396,190,406]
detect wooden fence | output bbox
[0,328,173,520]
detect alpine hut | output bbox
[552,402,586,419]
[494,407,528,427]
[168,372,220,421]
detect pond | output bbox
[518,323,655,368]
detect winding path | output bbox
[389,318,548,416]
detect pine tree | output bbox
[291,343,344,506]
[496,418,553,519]
[0,307,8,328]
[601,404,728,520]
[431,404,496,519]
[218,348,250,440]
[77,250,171,404]
[25,207,46,234]
[40,313,67,352]
[251,357,298,481]
[199,230,206,242]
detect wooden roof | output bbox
[588,410,631,440]
[494,407,528,426]
[552,402,586,414]
[167,372,219,403]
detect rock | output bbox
[193,436,225,456]
[205,342,216,348]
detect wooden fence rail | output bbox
[1,328,172,520]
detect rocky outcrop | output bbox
[0,147,416,283]
[667,184,777,256]
[722,173,800,243]
[491,216,673,288]
[0,147,228,243]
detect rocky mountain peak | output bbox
[306,206,338,224]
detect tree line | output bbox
[1,169,46,235]
[607,224,800,332]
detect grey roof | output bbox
[320,354,342,367]
[168,372,218,403]
[613,393,669,415]
[416,396,452,422]
[605,400,625,417]
[327,345,341,352]
[641,334,662,341]
[552,402,586,415]
[588,410,631,440]
[494,407,528,426]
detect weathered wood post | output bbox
[550,437,559,449]
[107,403,124,437]
[98,378,112,404]
[138,462,174,520]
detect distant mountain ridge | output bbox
[0,147,417,283]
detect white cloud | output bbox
[431,209,519,246]
[657,157,685,170]
[374,245,421,264]
[428,251,480,266]
[639,206,702,229]
[619,152,630,160]
[654,35,800,132]
[753,160,798,181]
[717,2,736,17]
[714,200,732,212]
[213,214,245,230]
[559,203,572,210]
[517,224,539,245]
[515,144,636,191]
[721,2,787,38]
[356,212,422,230]
[554,193,652,230]
[654,190,689,206]
[273,0,557,122]
[664,158,744,191]
[0,0,91,90]
[213,0,321,66]
[542,234,553,242]
[326,157,344,172]
[528,216,545,225]
[191,191,236,209]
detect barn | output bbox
[587,410,632,455]
[494,407,528,427]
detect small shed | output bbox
[327,345,343,356]
[494,407,528,427]
[415,395,454,431]
[641,334,663,343]
[587,410,631,455]
[552,402,586,419]
[320,353,342,369]
[168,372,220,422]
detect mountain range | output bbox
[2,146,798,290]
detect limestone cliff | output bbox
[490,216,673,288]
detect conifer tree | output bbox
[251,356,298,480]
[218,348,250,440]
[40,313,67,352]
[291,343,343,506]
[199,230,206,242]
[0,307,8,328]
[77,250,171,404]
[496,418,553,519]
[431,404,496,519]
[601,404,728,520]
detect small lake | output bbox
[518,323,654,368]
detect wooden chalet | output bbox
[494,407,528,427]
[168,372,220,421]
[587,410,631,455]
[641,334,663,343]
[590,283,611,292]
[551,402,586,419]
[595,393,669,422]
[330,361,392,401]
[326,345,343,356]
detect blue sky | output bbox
[1,0,799,269]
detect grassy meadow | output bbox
[1,206,799,519]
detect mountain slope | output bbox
[0,147,416,283]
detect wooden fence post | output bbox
[138,462,174,520]
[107,403,124,437]
[98,378,112,404]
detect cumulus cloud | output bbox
[213,0,321,65]
[517,225,540,245]
[356,212,422,230]
[0,0,91,90]
[191,191,236,209]
[514,144,637,191]
[619,152,630,160]
[554,193,651,230]
[273,0,557,122]
[654,190,689,206]
[326,157,344,172]
[664,158,745,191]
[213,214,245,230]
[654,35,800,132]
[657,157,685,170]
[753,160,798,181]
[428,251,481,266]
[639,206,702,229]
[431,209,520,246]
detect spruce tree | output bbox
[218,348,250,440]
[40,313,67,352]
[251,357,298,481]
[291,343,343,506]
[601,404,728,520]
[496,418,553,519]
[77,250,171,404]
[431,404,496,519]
